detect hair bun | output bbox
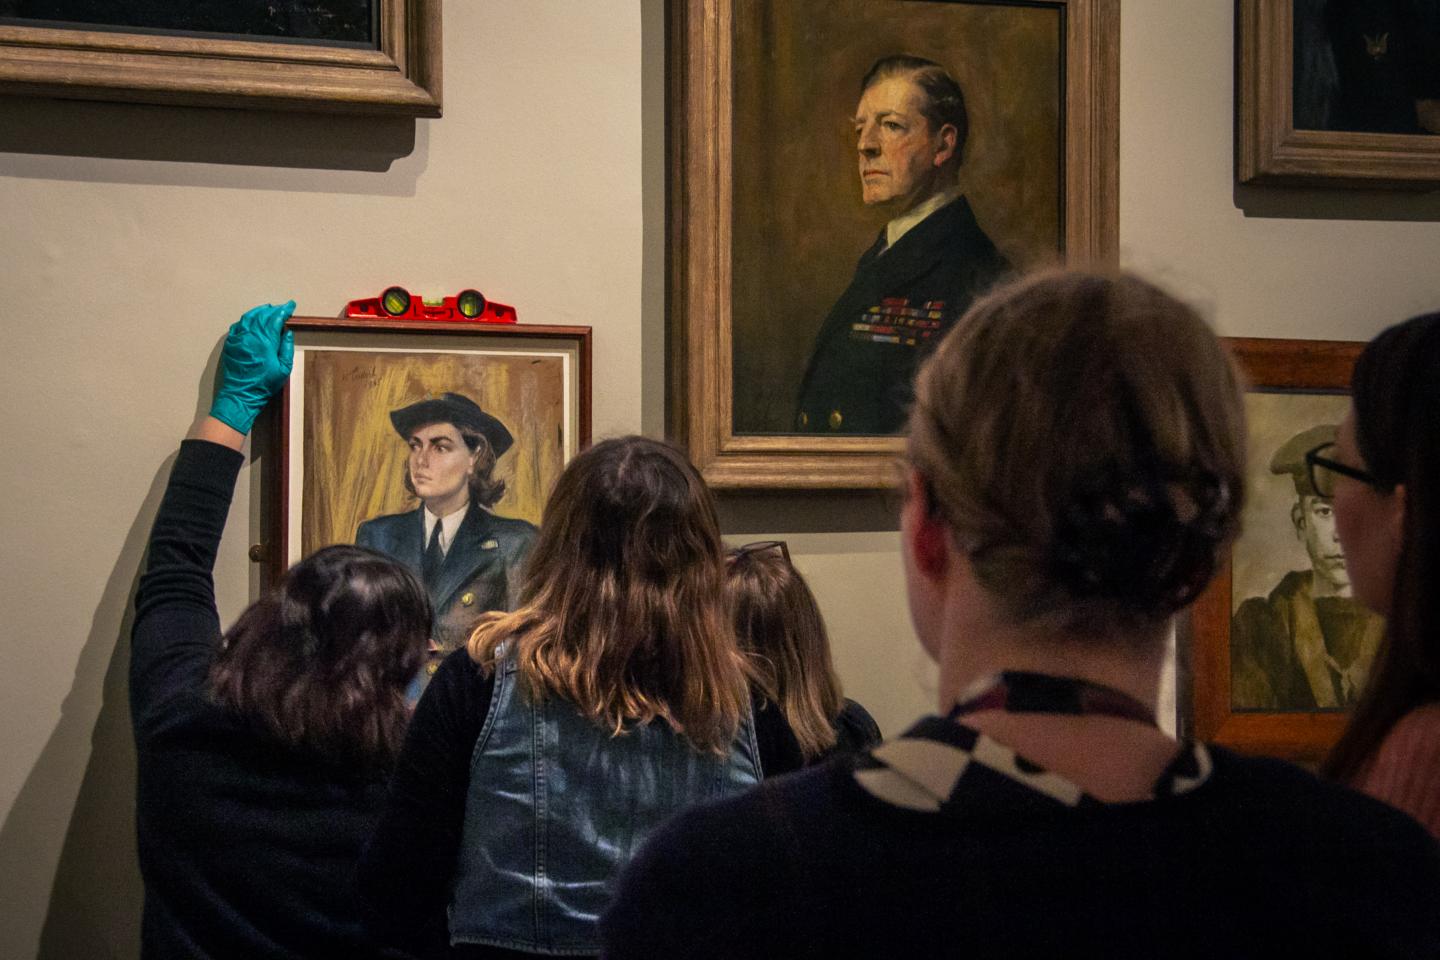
[1050,467,1233,618]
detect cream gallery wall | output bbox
[2,1,1440,958]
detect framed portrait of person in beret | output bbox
[668,0,1118,489]
[260,315,590,691]
[1186,337,1377,763]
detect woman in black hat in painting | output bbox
[357,392,538,690]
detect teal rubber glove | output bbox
[209,301,296,435]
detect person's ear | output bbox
[904,472,951,581]
[1290,499,1306,539]
[932,123,958,169]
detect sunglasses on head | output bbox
[727,540,791,564]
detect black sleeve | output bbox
[358,647,495,955]
[130,439,244,743]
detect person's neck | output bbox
[425,492,470,520]
[934,606,1179,802]
[1310,569,1350,599]
[884,182,963,249]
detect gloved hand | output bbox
[209,300,296,435]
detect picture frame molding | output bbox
[1237,0,1440,188]
[258,315,592,585]
[0,0,442,116]
[1186,335,1364,762]
[667,0,1120,490]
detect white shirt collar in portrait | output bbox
[423,504,470,556]
[884,183,965,253]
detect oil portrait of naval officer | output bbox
[1230,424,1384,711]
[356,392,537,684]
[795,54,1010,435]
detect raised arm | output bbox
[130,302,295,742]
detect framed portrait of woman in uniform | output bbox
[1185,337,1371,763]
[668,0,1119,489]
[258,315,590,678]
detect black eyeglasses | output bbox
[1304,442,1378,498]
[727,540,791,564]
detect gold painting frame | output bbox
[259,316,591,583]
[0,0,441,116]
[1238,0,1440,187]
[668,0,1119,489]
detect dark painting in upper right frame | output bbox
[1238,0,1440,188]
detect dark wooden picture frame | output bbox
[1187,336,1365,762]
[258,316,591,585]
[1238,0,1440,188]
[0,0,441,115]
[668,0,1119,490]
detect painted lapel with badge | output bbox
[429,502,504,612]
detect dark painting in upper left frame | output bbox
[0,1,378,46]
[0,0,440,115]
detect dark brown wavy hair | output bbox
[209,545,431,770]
[1324,312,1440,783]
[726,548,843,760]
[467,436,750,753]
[402,426,505,508]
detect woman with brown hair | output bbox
[602,272,1440,958]
[726,541,880,773]
[132,303,433,959]
[1320,310,1440,837]
[359,436,761,958]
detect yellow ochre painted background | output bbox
[300,349,567,555]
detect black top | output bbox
[602,714,1440,959]
[131,439,403,960]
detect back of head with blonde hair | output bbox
[907,270,1247,639]
[467,436,750,753]
[726,548,844,760]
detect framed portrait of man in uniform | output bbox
[259,315,591,691]
[668,0,1118,488]
[1186,337,1370,763]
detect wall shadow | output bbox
[716,488,901,537]
[0,455,172,960]
[1235,182,1440,221]
[0,95,427,196]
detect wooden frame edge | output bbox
[0,0,441,116]
[1236,0,1440,189]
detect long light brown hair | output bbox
[467,436,750,753]
[726,547,843,759]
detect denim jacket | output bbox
[449,654,762,954]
